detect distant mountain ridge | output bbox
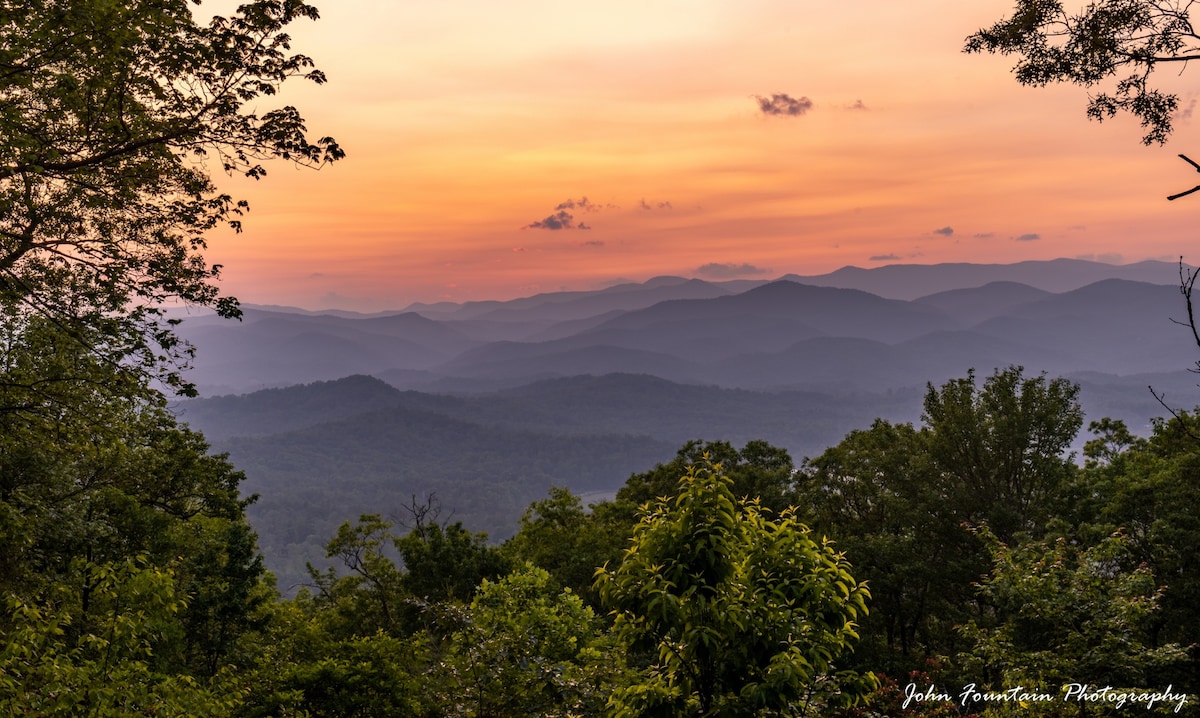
[176,257,1196,397]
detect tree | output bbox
[436,564,621,718]
[504,487,629,607]
[798,368,1085,679]
[964,0,1195,145]
[801,419,975,674]
[0,558,250,717]
[1063,413,1200,691]
[962,529,1187,716]
[922,366,1082,543]
[596,456,874,717]
[0,0,342,393]
[616,439,798,514]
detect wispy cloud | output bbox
[1015,233,1040,242]
[695,262,769,279]
[847,99,868,111]
[933,226,954,236]
[556,196,610,212]
[581,240,604,247]
[869,253,900,261]
[754,93,813,117]
[1179,98,1196,121]
[973,232,995,239]
[638,198,674,210]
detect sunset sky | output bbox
[202,0,1200,311]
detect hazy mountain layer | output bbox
[173,259,1200,592]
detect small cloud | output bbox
[1015,233,1040,242]
[639,198,674,210]
[556,196,603,213]
[581,240,604,247]
[847,99,868,111]
[869,254,900,262]
[527,197,612,229]
[695,262,769,279]
[512,247,526,252]
[308,272,327,278]
[526,210,576,230]
[1179,98,1196,121]
[754,93,813,117]
[933,226,954,236]
[973,232,995,239]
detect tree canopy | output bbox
[596,456,874,717]
[965,0,1197,145]
[0,0,342,393]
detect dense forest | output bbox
[3,0,1200,716]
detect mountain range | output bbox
[172,258,1200,592]
[176,258,1196,396]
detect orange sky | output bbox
[200,0,1200,311]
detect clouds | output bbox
[1015,233,1040,242]
[933,226,954,236]
[526,210,589,230]
[525,196,608,230]
[555,196,608,212]
[869,253,900,262]
[695,262,769,279]
[754,93,813,117]
[525,195,674,231]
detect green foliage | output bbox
[436,564,623,718]
[616,439,798,513]
[504,486,631,607]
[597,456,874,717]
[305,510,510,638]
[965,0,1189,144]
[962,529,1188,716]
[237,595,427,718]
[0,0,342,393]
[0,558,248,716]
[0,321,270,707]
[1065,413,1200,690]
[802,419,975,673]
[922,366,1082,543]
[395,516,512,606]
[801,367,1084,678]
